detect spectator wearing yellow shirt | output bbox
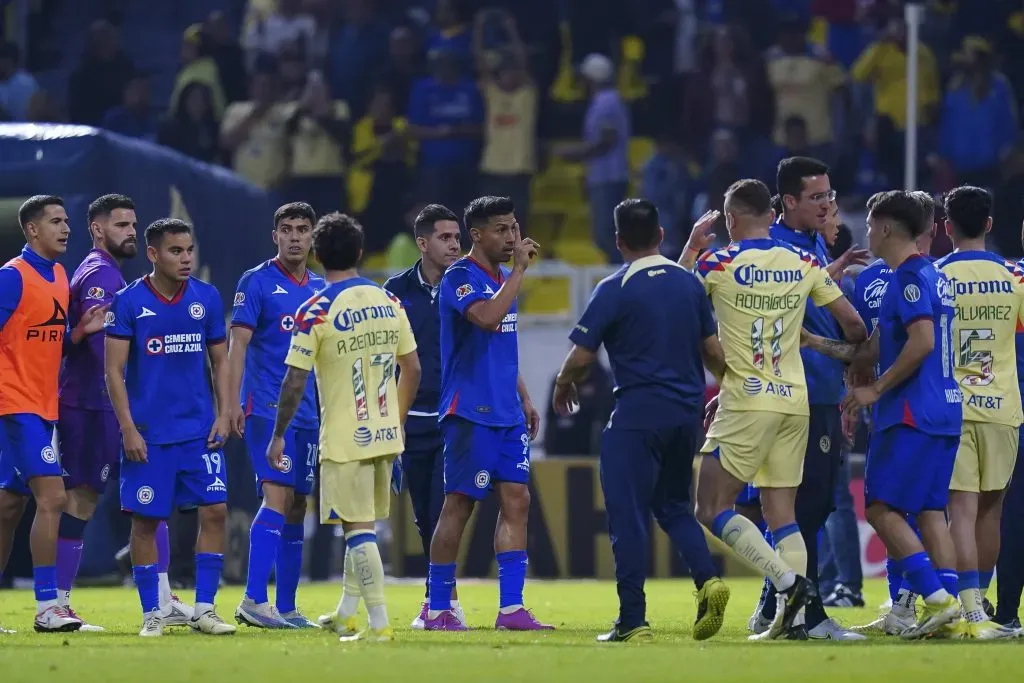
[283,70,351,217]
[474,9,537,223]
[852,18,939,186]
[169,24,227,120]
[350,86,415,253]
[765,17,846,164]
[220,67,293,190]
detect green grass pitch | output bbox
[0,579,1020,682]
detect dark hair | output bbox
[145,218,192,247]
[313,212,364,271]
[88,194,135,223]
[868,190,925,238]
[943,185,992,240]
[464,196,515,231]
[724,179,773,216]
[613,199,660,251]
[414,203,459,238]
[274,201,316,229]
[19,195,64,230]
[829,224,853,261]
[783,115,807,131]
[908,190,936,235]
[776,156,829,199]
[770,194,784,214]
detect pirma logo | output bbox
[353,426,373,447]
[474,470,490,488]
[189,302,206,320]
[40,446,57,464]
[137,486,155,504]
[743,377,763,395]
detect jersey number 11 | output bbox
[353,353,395,420]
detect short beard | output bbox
[107,238,137,260]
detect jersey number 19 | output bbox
[353,353,395,420]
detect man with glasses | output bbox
[746,157,868,640]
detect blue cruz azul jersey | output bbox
[770,220,844,404]
[853,258,893,335]
[874,254,962,435]
[438,256,522,427]
[231,259,323,428]
[105,276,226,445]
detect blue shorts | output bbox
[441,416,530,501]
[736,483,760,506]
[245,415,318,497]
[120,436,228,519]
[0,414,60,493]
[865,425,959,513]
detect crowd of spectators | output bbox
[2,0,1024,260]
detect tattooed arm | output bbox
[802,327,879,366]
[273,366,311,438]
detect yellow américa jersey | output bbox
[696,238,842,416]
[936,251,1024,427]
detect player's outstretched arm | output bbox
[105,336,147,462]
[396,350,421,425]
[226,326,253,437]
[678,210,721,271]
[552,344,596,417]
[272,365,310,438]
[802,327,877,365]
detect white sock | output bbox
[337,549,361,619]
[499,604,523,614]
[38,598,58,613]
[344,532,388,630]
[959,587,986,622]
[58,589,71,607]
[451,599,461,611]
[893,589,917,615]
[368,604,389,630]
[427,609,444,619]
[194,601,214,615]
[922,589,949,605]
[158,572,172,608]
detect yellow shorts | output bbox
[701,409,808,488]
[319,456,394,524]
[950,421,1018,493]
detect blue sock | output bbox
[979,570,993,594]
[428,562,456,612]
[245,507,285,604]
[936,568,958,597]
[276,523,304,614]
[886,557,902,601]
[33,565,58,602]
[496,550,528,609]
[957,569,979,594]
[195,552,224,606]
[133,563,160,613]
[901,552,943,598]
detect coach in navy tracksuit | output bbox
[384,204,462,628]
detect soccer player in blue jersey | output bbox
[553,199,730,642]
[804,190,963,639]
[425,196,550,631]
[383,204,466,629]
[105,218,236,637]
[848,191,937,635]
[227,202,324,629]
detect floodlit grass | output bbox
[0,578,1020,682]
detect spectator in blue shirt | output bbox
[936,37,1018,189]
[329,0,390,117]
[640,132,691,258]
[407,47,483,217]
[428,0,473,75]
[0,41,38,121]
[101,73,158,142]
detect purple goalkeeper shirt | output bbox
[59,248,126,411]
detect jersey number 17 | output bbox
[353,353,395,420]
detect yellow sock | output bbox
[714,511,796,590]
[336,548,361,618]
[773,524,807,576]
[345,530,389,630]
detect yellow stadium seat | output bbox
[554,240,607,266]
[518,275,574,317]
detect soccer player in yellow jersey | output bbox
[267,213,421,642]
[935,186,1024,639]
[692,180,867,640]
